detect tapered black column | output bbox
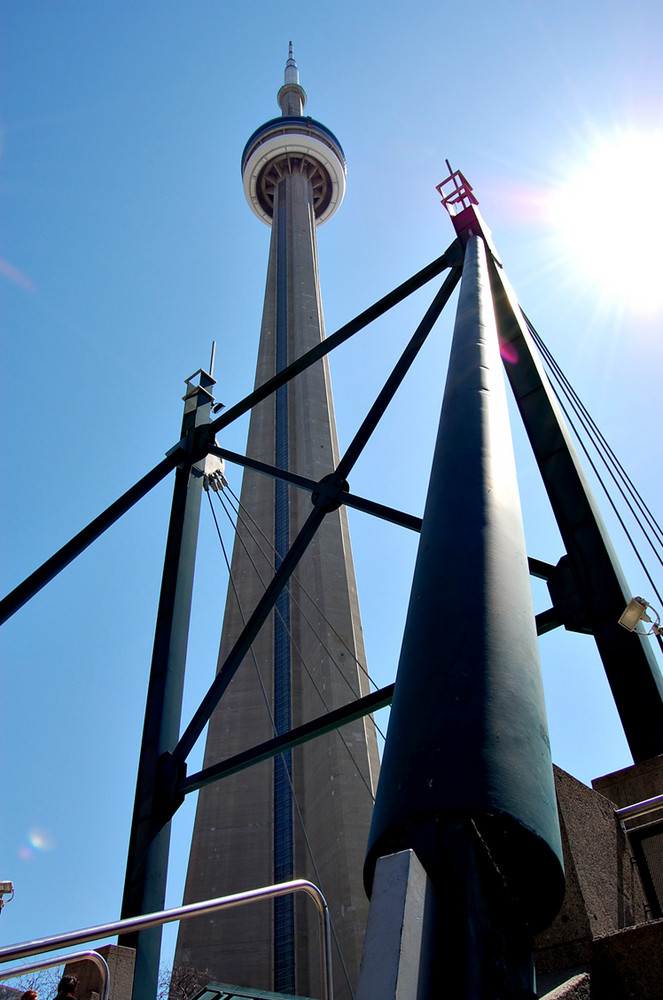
[365,235,564,996]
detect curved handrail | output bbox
[615,792,663,823]
[0,950,110,1000]
[0,879,333,1000]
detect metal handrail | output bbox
[616,792,663,824]
[0,879,333,1000]
[0,950,110,1000]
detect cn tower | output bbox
[175,46,380,999]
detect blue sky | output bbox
[2,0,663,981]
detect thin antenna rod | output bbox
[210,341,217,377]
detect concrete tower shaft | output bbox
[175,50,379,1000]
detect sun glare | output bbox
[545,129,663,317]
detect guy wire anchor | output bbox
[202,464,228,493]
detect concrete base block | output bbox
[536,758,663,998]
[540,972,591,1000]
[592,918,663,999]
[535,765,647,983]
[356,850,435,1000]
[65,944,135,1000]
[592,754,663,811]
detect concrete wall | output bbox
[65,945,135,1000]
[535,761,663,999]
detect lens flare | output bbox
[499,340,519,365]
[543,128,663,316]
[28,829,53,850]
[19,828,54,860]
[0,258,35,291]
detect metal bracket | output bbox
[311,472,349,512]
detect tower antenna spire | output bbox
[278,41,306,114]
[284,42,298,84]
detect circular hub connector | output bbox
[311,473,350,512]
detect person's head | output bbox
[56,974,78,996]
[20,991,38,1000]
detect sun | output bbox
[544,129,663,318]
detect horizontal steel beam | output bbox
[209,445,423,532]
[0,451,182,626]
[528,558,558,581]
[0,248,462,630]
[174,504,326,761]
[182,683,395,795]
[209,242,463,438]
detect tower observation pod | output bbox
[242,43,346,227]
[175,46,379,1000]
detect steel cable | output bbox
[222,481,386,742]
[210,486,377,800]
[205,489,358,999]
[522,316,663,610]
